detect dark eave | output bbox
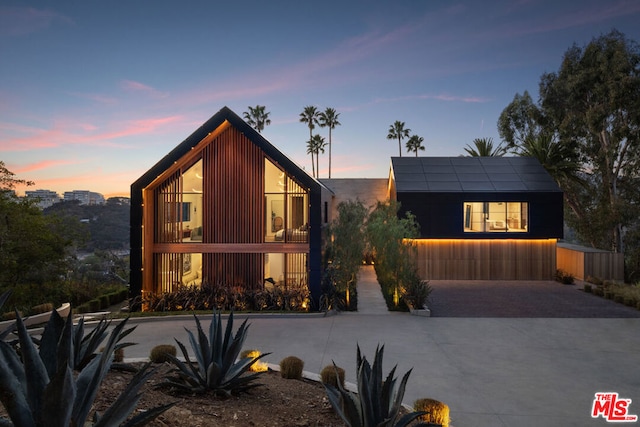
[132,106,321,193]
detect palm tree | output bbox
[517,134,583,186]
[406,135,425,157]
[306,134,326,178]
[464,137,507,157]
[242,105,271,133]
[387,121,411,157]
[300,106,320,174]
[318,108,341,178]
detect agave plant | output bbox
[0,308,173,426]
[73,315,137,371]
[324,345,434,427]
[162,311,270,397]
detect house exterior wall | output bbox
[130,108,322,309]
[319,178,389,222]
[413,238,557,280]
[557,243,624,281]
[396,191,564,239]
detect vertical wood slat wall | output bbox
[413,239,557,280]
[147,125,310,295]
[202,127,264,287]
[557,245,624,281]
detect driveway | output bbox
[426,280,640,317]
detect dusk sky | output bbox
[2,1,639,198]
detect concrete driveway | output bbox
[120,269,640,426]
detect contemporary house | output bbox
[131,107,567,310]
[130,107,323,308]
[390,156,564,280]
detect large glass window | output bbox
[181,159,203,242]
[464,202,528,233]
[264,159,308,243]
[155,159,203,243]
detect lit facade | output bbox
[130,107,322,309]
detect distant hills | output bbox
[43,198,129,252]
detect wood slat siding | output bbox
[556,245,624,281]
[413,239,556,280]
[144,125,310,296]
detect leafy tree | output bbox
[318,107,341,178]
[242,105,271,133]
[405,135,425,157]
[464,137,507,157]
[0,160,34,192]
[366,201,420,309]
[499,30,640,256]
[323,200,368,309]
[300,106,320,175]
[387,121,411,157]
[497,91,545,147]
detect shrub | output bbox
[604,291,614,300]
[583,284,592,293]
[99,294,110,309]
[320,365,345,389]
[279,356,304,380]
[150,344,177,363]
[414,398,450,427]
[586,276,603,286]
[555,269,574,285]
[31,302,54,315]
[1,310,21,321]
[324,345,427,427]
[401,273,431,309]
[614,295,625,304]
[624,297,637,307]
[88,299,101,312]
[594,287,605,297]
[161,311,270,396]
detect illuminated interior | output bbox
[464,202,528,233]
[264,158,309,243]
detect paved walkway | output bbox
[122,266,640,427]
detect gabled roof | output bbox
[132,106,320,192]
[391,156,562,192]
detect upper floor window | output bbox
[264,158,308,243]
[464,202,528,233]
[155,158,203,243]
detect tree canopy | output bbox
[498,30,640,262]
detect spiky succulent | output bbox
[162,311,270,397]
[324,344,434,427]
[0,307,173,426]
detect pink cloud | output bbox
[12,159,77,174]
[0,115,186,152]
[120,80,169,98]
[0,7,73,36]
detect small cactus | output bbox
[320,364,345,388]
[414,398,450,427]
[114,347,125,363]
[149,344,177,363]
[279,356,304,379]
